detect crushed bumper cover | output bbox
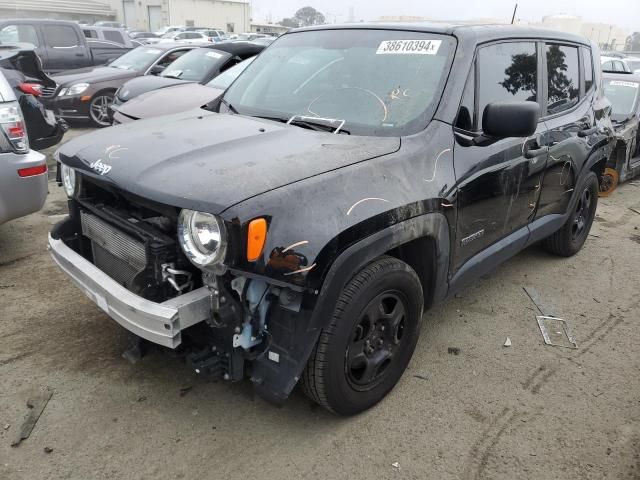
[48,233,210,348]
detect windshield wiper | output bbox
[220,98,238,114]
[251,115,349,134]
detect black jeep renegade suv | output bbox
[50,24,613,415]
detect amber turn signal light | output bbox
[247,218,267,262]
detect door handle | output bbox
[75,53,84,57]
[524,145,548,159]
[578,126,598,137]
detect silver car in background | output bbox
[0,71,48,224]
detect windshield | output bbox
[604,79,640,120]
[223,29,455,136]
[161,48,230,81]
[109,46,164,71]
[207,56,255,89]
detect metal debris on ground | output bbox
[43,447,53,454]
[522,286,558,317]
[536,316,578,349]
[447,347,461,356]
[391,462,400,469]
[11,387,53,447]
[524,287,577,349]
[629,207,640,215]
[413,374,429,381]
[504,337,512,347]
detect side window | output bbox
[602,60,612,71]
[104,30,124,44]
[43,25,79,47]
[477,42,537,126]
[0,24,39,46]
[546,44,579,115]
[156,49,188,68]
[82,29,97,39]
[583,48,594,92]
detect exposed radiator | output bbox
[80,211,146,288]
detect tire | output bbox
[88,91,115,127]
[542,171,599,257]
[301,256,424,415]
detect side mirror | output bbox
[482,101,540,138]
[149,64,165,75]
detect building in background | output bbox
[537,14,630,51]
[0,0,250,33]
[0,0,116,24]
[108,0,250,33]
[250,22,289,35]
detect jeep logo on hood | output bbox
[90,159,112,175]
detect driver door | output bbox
[452,41,548,272]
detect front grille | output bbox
[81,211,146,288]
[41,86,57,98]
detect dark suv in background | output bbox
[50,24,612,415]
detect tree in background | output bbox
[626,32,640,51]
[278,7,326,29]
[294,7,326,27]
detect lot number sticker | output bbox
[376,39,441,55]
[610,80,639,88]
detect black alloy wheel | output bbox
[302,256,424,415]
[346,291,408,390]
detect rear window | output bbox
[0,24,40,46]
[161,48,230,81]
[43,25,79,48]
[104,30,125,44]
[546,44,579,115]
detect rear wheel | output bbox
[88,92,114,127]
[542,171,598,256]
[301,256,423,415]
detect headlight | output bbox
[178,209,227,268]
[60,164,78,197]
[59,83,89,96]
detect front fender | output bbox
[249,213,451,404]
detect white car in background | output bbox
[158,31,210,44]
[601,55,640,74]
[0,71,48,225]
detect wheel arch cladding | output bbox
[250,213,451,404]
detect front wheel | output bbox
[301,256,424,415]
[542,171,599,256]
[88,92,114,127]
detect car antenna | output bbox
[511,3,518,24]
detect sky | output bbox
[250,0,640,31]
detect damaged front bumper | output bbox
[48,233,211,348]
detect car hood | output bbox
[57,110,400,213]
[53,66,137,86]
[117,83,223,119]
[117,75,190,102]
